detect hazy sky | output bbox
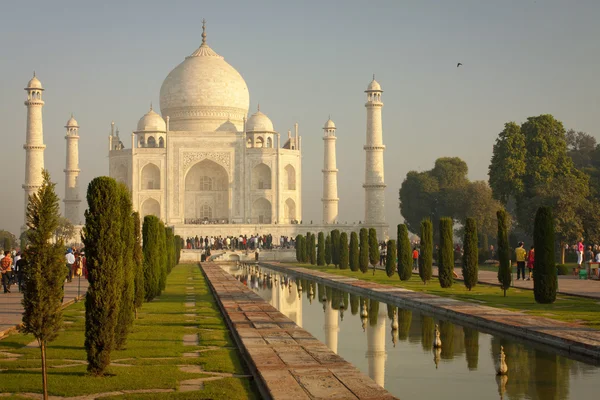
[1,0,599,235]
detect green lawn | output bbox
[285,263,600,329]
[0,264,258,399]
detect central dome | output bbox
[159,25,249,132]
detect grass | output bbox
[0,264,259,399]
[285,263,600,329]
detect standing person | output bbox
[380,243,387,267]
[585,245,594,279]
[515,242,527,280]
[577,239,584,271]
[526,245,535,281]
[15,252,26,292]
[412,247,419,271]
[1,251,13,293]
[65,248,75,283]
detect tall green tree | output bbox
[368,228,379,267]
[82,177,123,375]
[143,215,161,301]
[20,171,65,399]
[317,232,325,266]
[295,234,302,262]
[438,218,454,288]
[489,122,526,205]
[310,233,317,265]
[305,232,312,264]
[174,235,183,264]
[324,233,332,266]
[462,217,479,291]
[385,239,397,277]
[419,219,433,284]
[339,232,349,270]
[165,227,175,273]
[158,224,167,292]
[132,212,144,318]
[497,210,511,297]
[397,224,412,281]
[349,232,359,272]
[331,229,341,267]
[359,228,369,273]
[533,206,557,304]
[114,184,134,350]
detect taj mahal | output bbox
[22,21,388,241]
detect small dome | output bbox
[65,115,79,128]
[137,107,166,132]
[323,118,336,129]
[366,78,382,92]
[26,74,43,90]
[246,108,274,132]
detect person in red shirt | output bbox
[1,251,13,293]
[527,246,535,281]
[412,247,419,271]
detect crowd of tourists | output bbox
[184,234,296,251]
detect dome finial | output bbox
[202,19,207,45]
[150,102,153,111]
[257,103,260,112]
[33,70,36,77]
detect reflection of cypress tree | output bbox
[341,291,349,310]
[398,309,412,341]
[463,327,479,370]
[368,299,380,327]
[350,294,359,315]
[421,316,434,350]
[440,320,455,359]
[387,303,396,320]
[326,286,333,306]
[534,353,570,400]
[330,288,342,310]
[408,312,422,344]
[318,283,326,302]
[453,326,465,356]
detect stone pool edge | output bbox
[200,262,398,400]
[261,262,600,362]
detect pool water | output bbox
[224,264,599,400]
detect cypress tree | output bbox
[359,228,369,273]
[497,210,511,297]
[339,232,349,269]
[165,227,175,273]
[20,171,65,398]
[143,215,161,301]
[114,184,135,350]
[438,217,454,288]
[305,232,311,264]
[349,231,359,272]
[310,233,317,265]
[317,232,325,266]
[385,239,397,277]
[158,223,167,293]
[533,206,557,304]
[368,228,379,267]
[82,176,122,376]
[397,224,412,281]
[462,217,479,291]
[331,229,341,267]
[174,235,183,264]
[132,212,144,318]
[419,219,433,284]
[299,235,307,263]
[324,234,332,266]
[295,234,302,262]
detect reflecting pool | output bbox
[224,264,600,400]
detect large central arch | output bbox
[184,159,229,223]
[251,198,272,224]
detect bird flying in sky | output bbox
[457,63,463,67]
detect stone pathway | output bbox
[201,262,397,400]
[264,262,600,361]
[0,279,88,336]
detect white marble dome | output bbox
[366,78,382,92]
[27,74,43,90]
[137,107,166,132]
[246,109,274,132]
[323,118,336,129]
[159,34,249,132]
[65,115,79,128]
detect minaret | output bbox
[64,115,81,224]
[366,307,387,387]
[23,73,46,227]
[322,118,339,224]
[363,76,386,226]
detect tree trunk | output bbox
[40,340,48,400]
[503,289,506,297]
[560,241,565,264]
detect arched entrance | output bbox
[284,198,296,223]
[251,198,272,224]
[184,159,229,224]
[141,198,160,219]
[141,163,160,190]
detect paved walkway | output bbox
[202,262,397,400]
[263,262,600,361]
[0,278,88,336]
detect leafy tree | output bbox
[497,210,511,297]
[456,181,502,239]
[20,171,65,399]
[533,206,557,304]
[566,129,597,169]
[114,184,134,350]
[317,232,325,266]
[399,170,440,234]
[3,237,10,252]
[397,224,412,281]
[132,212,144,318]
[54,216,75,244]
[385,239,397,277]
[143,215,161,301]
[438,217,454,288]
[324,233,332,266]
[0,230,16,251]
[349,232,359,272]
[368,228,379,267]
[331,229,341,267]
[82,177,123,376]
[359,228,369,273]
[339,232,349,270]
[462,218,478,291]
[295,234,302,262]
[419,219,433,284]
[489,122,526,205]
